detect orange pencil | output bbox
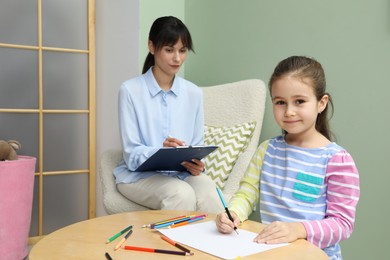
[169,215,205,228]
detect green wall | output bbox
[141,0,390,258]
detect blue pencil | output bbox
[216,187,239,234]
[153,213,207,229]
[169,216,205,228]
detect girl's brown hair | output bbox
[268,56,334,140]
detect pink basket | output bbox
[0,156,36,260]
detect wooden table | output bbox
[29,210,328,259]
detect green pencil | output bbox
[105,225,132,244]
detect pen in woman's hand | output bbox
[166,135,186,147]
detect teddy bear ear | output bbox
[8,140,21,150]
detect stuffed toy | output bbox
[0,140,21,161]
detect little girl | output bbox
[216,56,360,259]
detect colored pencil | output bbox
[169,216,205,228]
[114,229,133,250]
[124,245,190,256]
[105,225,133,243]
[153,213,207,229]
[161,235,194,255]
[142,215,187,228]
[105,252,113,260]
[216,187,239,234]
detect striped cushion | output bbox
[204,122,256,189]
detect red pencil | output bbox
[124,245,191,256]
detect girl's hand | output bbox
[253,221,307,244]
[163,136,186,147]
[181,159,205,176]
[216,211,240,234]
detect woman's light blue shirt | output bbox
[113,68,204,184]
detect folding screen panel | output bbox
[0,0,96,243]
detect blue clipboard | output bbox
[135,146,218,172]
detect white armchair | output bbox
[99,79,267,214]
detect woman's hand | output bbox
[163,136,205,175]
[181,159,205,176]
[253,221,307,244]
[163,136,186,147]
[216,211,240,234]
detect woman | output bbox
[114,16,222,213]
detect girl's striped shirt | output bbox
[229,136,360,260]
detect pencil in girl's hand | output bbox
[216,187,239,234]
